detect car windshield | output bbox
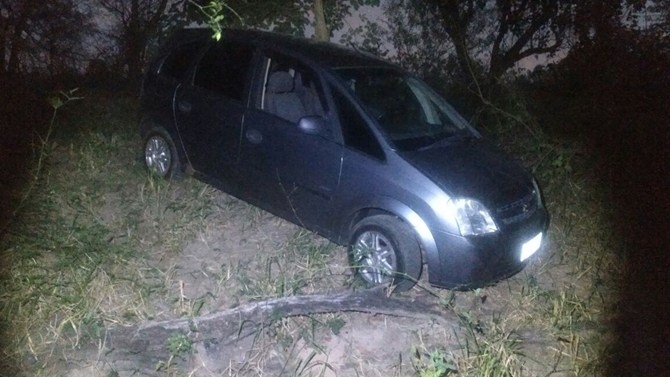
[334,67,477,151]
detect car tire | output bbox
[143,128,182,179]
[348,215,422,292]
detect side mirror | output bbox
[297,116,326,136]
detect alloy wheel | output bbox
[352,230,397,285]
[144,135,172,177]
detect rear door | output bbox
[174,41,255,182]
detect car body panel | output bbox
[399,139,534,214]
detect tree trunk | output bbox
[313,0,329,41]
[121,0,142,84]
[0,18,7,74]
[7,8,28,75]
[432,0,483,84]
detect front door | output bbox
[238,53,343,232]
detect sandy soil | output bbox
[51,188,580,377]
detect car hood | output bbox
[399,139,533,208]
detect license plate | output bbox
[520,232,542,261]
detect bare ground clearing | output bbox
[44,180,610,377]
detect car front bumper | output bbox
[429,207,549,289]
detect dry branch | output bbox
[100,288,455,374]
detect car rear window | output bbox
[193,42,255,101]
[159,41,204,81]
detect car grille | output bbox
[497,192,537,225]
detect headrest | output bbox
[267,71,294,93]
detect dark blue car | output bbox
[139,28,548,292]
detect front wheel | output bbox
[348,215,422,292]
[143,128,182,179]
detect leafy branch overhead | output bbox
[190,0,243,40]
[193,0,379,41]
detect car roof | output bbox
[168,27,396,71]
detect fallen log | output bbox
[100,288,456,375]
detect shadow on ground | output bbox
[598,112,670,375]
[0,77,52,375]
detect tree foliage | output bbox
[0,0,91,77]
[417,0,578,82]
[528,19,669,138]
[338,13,390,56]
[96,0,187,83]
[643,0,670,48]
[192,0,380,40]
[93,0,380,86]
[384,0,655,118]
[384,0,457,87]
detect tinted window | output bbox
[332,87,384,160]
[194,42,254,101]
[159,41,203,81]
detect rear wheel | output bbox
[143,128,181,179]
[348,215,422,292]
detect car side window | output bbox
[193,42,254,101]
[159,41,203,81]
[258,54,327,123]
[331,87,385,160]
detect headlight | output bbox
[449,198,498,236]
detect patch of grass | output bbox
[458,317,524,376]
[0,87,625,377]
[265,314,341,377]
[411,342,458,376]
[131,175,218,254]
[0,88,350,375]
[235,229,344,299]
[0,89,219,374]
[287,349,335,377]
[155,332,193,376]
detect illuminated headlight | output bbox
[521,232,543,261]
[449,198,498,236]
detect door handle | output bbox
[178,101,191,113]
[246,129,263,144]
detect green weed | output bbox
[411,343,458,377]
[155,332,193,376]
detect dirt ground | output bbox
[40,184,587,377]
